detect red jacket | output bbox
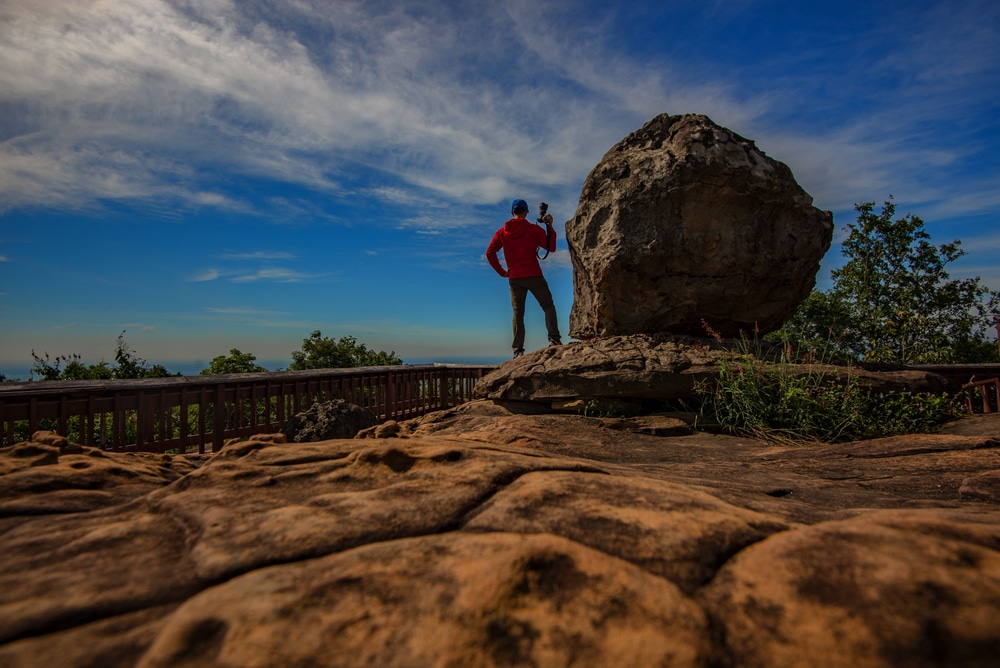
[486,217,556,279]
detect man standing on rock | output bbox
[486,199,562,358]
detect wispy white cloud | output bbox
[0,0,721,217]
[961,233,1000,252]
[229,268,323,283]
[543,248,574,273]
[240,319,317,330]
[189,247,326,284]
[205,307,280,315]
[0,0,996,237]
[220,251,296,260]
[190,266,324,283]
[190,268,220,282]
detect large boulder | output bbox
[567,113,834,339]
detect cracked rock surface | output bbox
[1,410,999,666]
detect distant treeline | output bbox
[3,330,402,382]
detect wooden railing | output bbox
[964,377,1000,414]
[0,364,496,454]
[906,364,1000,389]
[906,364,1000,415]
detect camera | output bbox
[537,202,550,225]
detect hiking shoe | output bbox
[513,348,524,358]
[548,338,562,346]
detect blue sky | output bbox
[1,0,998,375]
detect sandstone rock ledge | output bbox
[1,411,999,667]
[471,334,958,413]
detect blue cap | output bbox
[511,199,529,214]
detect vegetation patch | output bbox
[695,333,962,444]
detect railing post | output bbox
[213,383,226,452]
[84,394,93,447]
[276,381,286,427]
[58,395,68,438]
[180,388,189,454]
[387,371,396,421]
[250,382,259,435]
[113,392,123,451]
[28,397,38,437]
[439,368,449,411]
[198,386,208,454]
[0,398,7,446]
[158,389,168,452]
[136,391,145,451]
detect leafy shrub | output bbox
[697,333,962,443]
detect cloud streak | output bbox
[1,1,997,236]
[229,268,322,283]
[0,1,826,215]
[220,251,297,260]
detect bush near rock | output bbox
[281,398,378,442]
[567,113,833,339]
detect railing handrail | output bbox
[0,364,498,396]
[0,364,498,453]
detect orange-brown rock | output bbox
[700,509,1000,667]
[0,413,998,666]
[471,334,957,410]
[0,430,198,526]
[567,113,833,339]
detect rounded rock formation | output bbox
[567,113,833,339]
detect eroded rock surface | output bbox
[567,113,833,339]
[0,431,197,530]
[1,413,999,666]
[470,334,957,410]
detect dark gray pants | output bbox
[509,275,560,351]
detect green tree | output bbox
[30,331,175,380]
[289,331,403,370]
[110,331,173,378]
[776,198,999,364]
[30,352,115,380]
[62,357,114,380]
[770,290,853,362]
[200,349,269,375]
